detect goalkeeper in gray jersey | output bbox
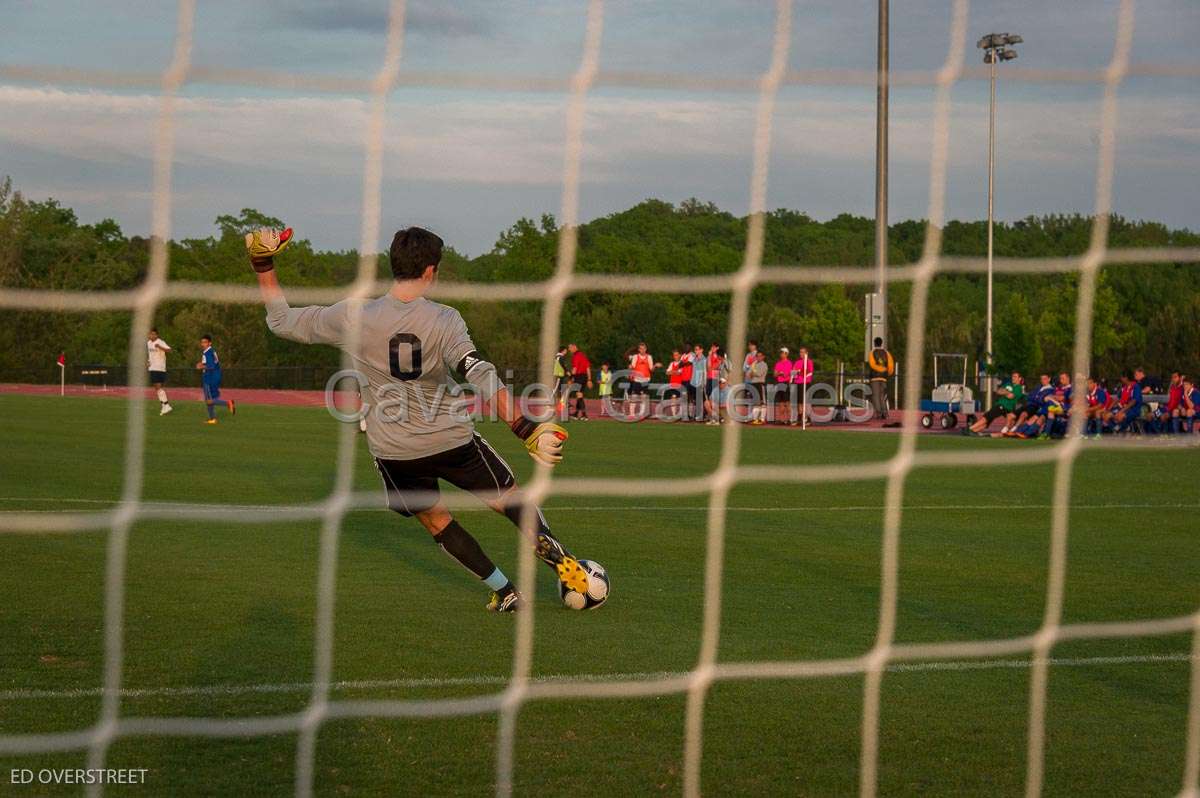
[246,225,586,612]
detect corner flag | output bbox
[56,352,65,396]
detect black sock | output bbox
[434,520,498,581]
[502,502,551,538]
[502,502,574,568]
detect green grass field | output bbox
[1,393,1198,796]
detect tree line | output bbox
[1,178,1197,387]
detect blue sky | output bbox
[1,0,1197,256]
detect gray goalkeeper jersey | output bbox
[266,294,482,460]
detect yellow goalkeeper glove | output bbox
[510,418,568,467]
[245,227,293,272]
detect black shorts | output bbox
[374,433,516,517]
[1015,402,1037,417]
[984,405,1010,424]
[628,380,648,395]
[149,370,167,385]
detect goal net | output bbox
[2,1,1199,796]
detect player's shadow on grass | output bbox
[342,509,465,585]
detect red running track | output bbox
[0,383,941,432]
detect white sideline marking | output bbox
[2,497,1199,514]
[1,653,1192,702]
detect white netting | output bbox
[2,1,1200,796]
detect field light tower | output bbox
[977,31,1021,410]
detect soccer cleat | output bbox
[535,533,589,594]
[486,586,521,612]
[228,399,237,416]
[160,403,173,416]
[206,418,218,425]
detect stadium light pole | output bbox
[977,32,1021,410]
[874,0,889,347]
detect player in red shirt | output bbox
[1163,371,1184,434]
[566,343,593,421]
[665,349,685,421]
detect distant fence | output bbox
[19,364,339,392]
[7,362,1010,411]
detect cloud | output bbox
[0,83,1195,252]
[282,0,489,37]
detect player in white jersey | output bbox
[246,226,586,613]
[147,328,173,415]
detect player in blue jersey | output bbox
[1047,372,1073,438]
[1009,373,1054,438]
[196,335,235,424]
[1182,378,1199,434]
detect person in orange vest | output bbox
[627,342,660,420]
[867,337,894,420]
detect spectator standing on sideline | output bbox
[627,342,658,419]
[773,347,793,424]
[866,337,894,420]
[597,362,613,416]
[678,347,695,419]
[743,340,760,380]
[552,345,568,414]
[687,343,707,421]
[567,343,592,420]
[791,346,814,425]
[666,350,685,420]
[704,343,723,425]
[749,351,768,424]
[708,347,731,425]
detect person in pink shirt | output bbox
[773,347,793,424]
[791,346,815,425]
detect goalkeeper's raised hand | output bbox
[510,417,568,467]
[245,227,293,272]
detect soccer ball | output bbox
[559,559,609,610]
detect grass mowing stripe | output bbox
[3,497,1200,513]
[3,653,1192,702]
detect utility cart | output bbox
[919,353,978,430]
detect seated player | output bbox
[196,334,235,424]
[247,226,586,612]
[966,370,1022,436]
[1007,373,1053,437]
[1042,392,1067,439]
[1109,370,1144,434]
[1162,372,1184,434]
[1047,373,1072,438]
[1012,399,1051,440]
[1084,377,1110,436]
[1182,378,1200,434]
